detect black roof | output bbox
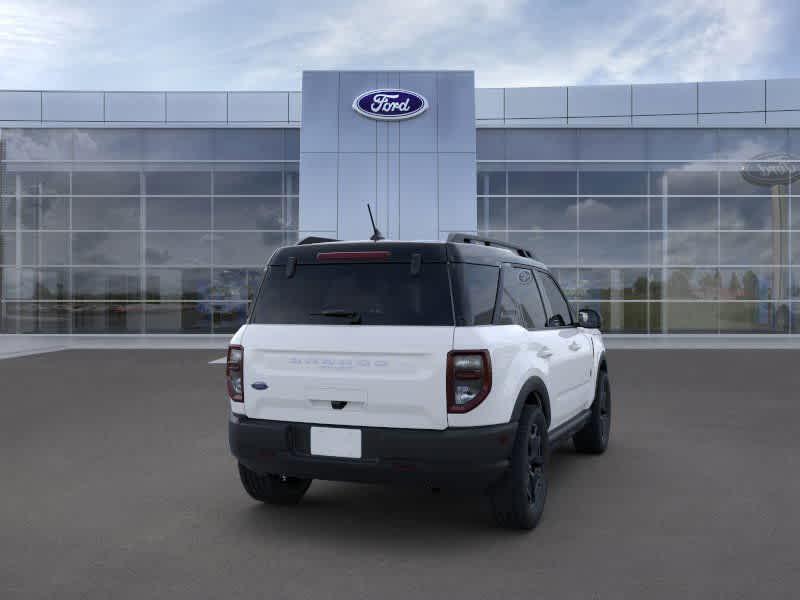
[268,237,548,270]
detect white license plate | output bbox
[310,427,362,459]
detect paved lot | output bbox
[1,349,799,599]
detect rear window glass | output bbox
[251,263,454,326]
[450,263,500,326]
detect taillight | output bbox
[447,350,492,413]
[226,344,244,402]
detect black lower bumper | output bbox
[229,414,517,488]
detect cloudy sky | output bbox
[0,0,796,90]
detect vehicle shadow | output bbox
[229,446,587,545]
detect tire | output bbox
[573,369,611,454]
[237,463,311,505]
[490,405,548,530]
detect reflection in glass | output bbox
[211,269,263,301]
[73,303,144,333]
[720,196,788,230]
[0,233,16,264]
[719,302,790,333]
[3,130,73,161]
[214,170,283,195]
[477,197,507,230]
[72,197,140,230]
[662,302,719,333]
[793,196,800,228]
[145,302,211,333]
[146,269,211,300]
[579,171,647,195]
[663,268,720,300]
[1,197,15,230]
[717,129,788,160]
[142,130,214,160]
[19,172,69,195]
[2,268,69,300]
[666,232,718,265]
[21,232,69,265]
[146,197,211,230]
[579,232,650,266]
[719,267,789,300]
[664,197,718,229]
[505,129,578,161]
[21,197,69,229]
[508,197,577,230]
[578,197,648,230]
[792,269,800,299]
[579,301,648,333]
[73,268,141,300]
[145,232,211,266]
[72,172,140,195]
[9,302,71,333]
[477,130,505,160]
[720,231,787,265]
[651,171,717,196]
[578,130,647,160]
[646,131,716,161]
[508,170,576,195]
[476,169,505,195]
[213,232,288,266]
[73,129,143,160]
[72,232,140,265]
[213,302,249,333]
[213,197,284,230]
[505,232,577,266]
[214,129,284,160]
[577,269,649,300]
[145,171,211,195]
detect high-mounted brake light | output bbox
[226,344,244,402]
[317,251,391,261]
[447,350,492,413]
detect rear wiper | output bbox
[310,309,362,324]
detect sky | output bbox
[0,0,797,91]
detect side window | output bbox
[496,266,547,329]
[536,272,573,327]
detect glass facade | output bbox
[478,128,800,334]
[0,128,299,333]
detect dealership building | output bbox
[0,70,799,339]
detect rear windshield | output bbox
[250,263,454,326]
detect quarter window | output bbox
[496,266,547,329]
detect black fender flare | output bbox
[597,350,608,374]
[510,377,552,427]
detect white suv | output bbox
[227,234,610,530]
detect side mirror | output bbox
[578,308,602,330]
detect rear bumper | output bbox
[229,413,517,488]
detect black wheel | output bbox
[237,463,311,505]
[573,369,611,454]
[491,405,548,530]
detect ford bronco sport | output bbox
[227,234,610,530]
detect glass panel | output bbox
[213,197,284,229]
[213,170,283,195]
[577,269,649,300]
[578,301,648,333]
[578,197,648,229]
[663,302,718,333]
[506,232,577,266]
[0,233,16,264]
[719,267,789,300]
[211,268,263,301]
[21,197,69,229]
[0,197,14,229]
[793,197,800,228]
[72,172,140,195]
[9,302,72,333]
[646,130,716,161]
[579,171,648,195]
[72,197,140,230]
[793,303,800,334]
[792,269,800,299]
[477,197,506,230]
[720,172,787,196]
[73,268,141,300]
[508,197,577,230]
[213,302,249,334]
[145,171,210,195]
[73,303,144,333]
[21,232,69,265]
[720,231,787,265]
[578,130,647,160]
[284,130,300,159]
[284,166,299,197]
[719,302,790,333]
[2,268,69,300]
[3,130,73,161]
[507,169,576,196]
[720,196,789,229]
[19,172,69,195]
[72,232,140,265]
[662,268,720,300]
[551,268,578,299]
[651,171,717,196]
[74,129,143,160]
[145,232,211,266]
[666,232,718,265]
[476,168,505,195]
[145,268,211,300]
[213,232,287,266]
[477,129,505,160]
[664,197,718,230]
[214,129,284,160]
[145,302,212,333]
[505,129,577,160]
[142,130,214,160]
[146,197,211,230]
[717,130,788,160]
[579,232,650,266]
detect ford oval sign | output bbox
[353,89,428,121]
[741,152,800,186]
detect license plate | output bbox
[310,427,362,459]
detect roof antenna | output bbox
[367,204,384,241]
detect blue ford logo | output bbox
[352,89,428,121]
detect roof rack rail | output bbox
[297,236,339,245]
[446,233,536,259]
